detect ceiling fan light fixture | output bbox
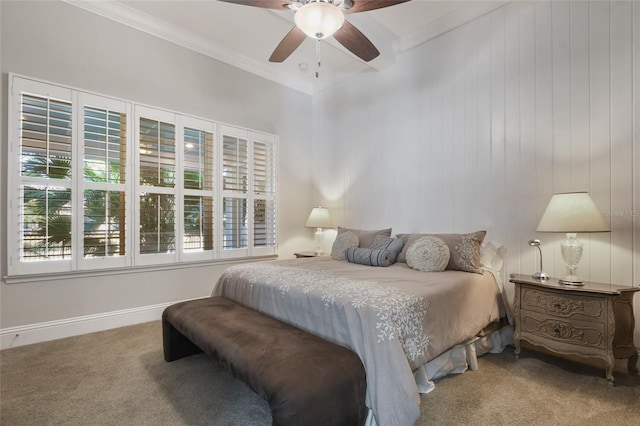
[294,1,345,39]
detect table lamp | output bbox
[305,207,333,255]
[536,192,610,285]
[527,239,549,280]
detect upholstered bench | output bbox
[162,297,367,426]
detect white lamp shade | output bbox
[305,207,333,228]
[294,2,344,39]
[536,192,610,233]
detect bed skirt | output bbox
[364,324,514,426]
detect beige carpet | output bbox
[1,321,638,425]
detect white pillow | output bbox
[406,236,451,272]
[331,230,359,260]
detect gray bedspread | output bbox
[212,257,501,426]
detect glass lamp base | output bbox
[314,228,324,255]
[560,233,584,285]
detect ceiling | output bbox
[65,0,507,94]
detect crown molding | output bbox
[399,1,508,53]
[62,0,316,95]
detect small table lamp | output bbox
[527,239,549,280]
[305,207,333,255]
[536,192,610,285]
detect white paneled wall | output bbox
[313,1,639,344]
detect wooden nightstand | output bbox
[510,273,639,385]
[294,251,321,258]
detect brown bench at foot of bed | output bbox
[162,296,367,426]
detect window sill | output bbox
[3,255,278,284]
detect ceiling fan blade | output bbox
[217,0,290,11]
[346,0,411,14]
[269,26,306,62]
[333,21,379,62]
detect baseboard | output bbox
[0,299,193,350]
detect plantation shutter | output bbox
[135,107,178,264]
[252,136,276,253]
[220,128,249,257]
[81,99,129,265]
[18,91,74,269]
[182,120,215,259]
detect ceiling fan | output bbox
[218,0,411,63]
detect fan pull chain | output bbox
[315,38,321,78]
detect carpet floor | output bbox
[1,321,638,425]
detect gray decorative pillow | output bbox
[368,235,405,263]
[346,247,394,267]
[337,227,392,248]
[331,230,359,260]
[406,236,450,272]
[396,230,486,274]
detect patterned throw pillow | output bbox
[331,230,359,260]
[396,230,486,274]
[406,236,451,272]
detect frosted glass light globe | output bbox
[295,2,345,39]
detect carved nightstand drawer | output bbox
[520,309,606,350]
[521,287,604,323]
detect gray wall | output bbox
[1,1,314,329]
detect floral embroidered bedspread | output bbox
[213,261,429,426]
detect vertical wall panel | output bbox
[551,1,573,196]
[610,0,634,286]
[589,0,613,283]
[505,3,522,274]
[632,0,640,347]
[570,1,591,190]
[569,1,595,280]
[475,13,493,233]
[489,7,507,253]
[463,20,480,232]
[634,0,640,283]
[518,4,537,275]
[534,0,555,276]
[441,32,456,232]
[549,0,573,273]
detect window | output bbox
[8,75,277,277]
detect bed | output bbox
[211,230,512,426]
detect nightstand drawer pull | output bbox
[550,322,571,338]
[550,298,578,314]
